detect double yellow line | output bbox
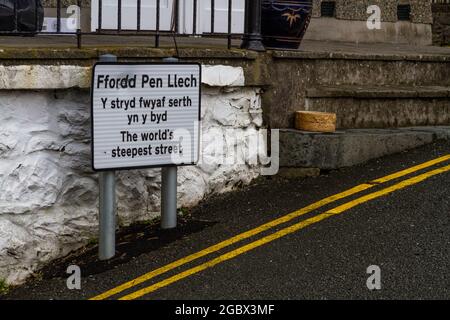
[91,154,450,300]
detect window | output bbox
[397,4,411,21]
[321,1,336,17]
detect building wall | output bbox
[40,0,434,45]
[312,0,433,23]
[42,0,89,7]
[0,64,265,285]
[307,0,433,45]
[41,0,433,24]
[432,3,450,45]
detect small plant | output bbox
[178,207,190,216]
[87,237,98,246]
[0,278,9,296]
[33,271,44,282]
[142,219,153,226]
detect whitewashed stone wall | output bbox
[0,65,264,285]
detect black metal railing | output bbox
[0,0,265,51]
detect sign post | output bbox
[161,57,180,230]
[98,54,117,261]
[161,165,178,229]
[91,58,201,259]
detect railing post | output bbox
[241,0,265,52]
[13,0,17,32]
[77,0,82,48]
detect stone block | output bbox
[279,127,446,170]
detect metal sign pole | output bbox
[161,57,179,230]
[99,170,116,260]
[98,54,117,260]
[161,166,178,229]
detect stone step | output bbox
[264,43,450,128]
[279,126,450,170]
[305,85,450,129]
[273,49,450,88]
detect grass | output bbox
[0,278,9,296]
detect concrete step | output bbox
[265,44,450,128]
[279,126,450,170]
[305,85,450,129]
[274,49,450,88]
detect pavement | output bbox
[1,35,450,58]
[3,140,450,300]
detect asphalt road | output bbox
[4,140,450,300]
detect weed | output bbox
[0,278,9,296]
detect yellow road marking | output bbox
[120,164,450,300]
[90,154,450,300]
[91,184,372,300]
[371,154,450,184]
[328,163,450,214]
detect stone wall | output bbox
[308,0,433,44]
[42,0,90,7]
[0,64,265,285]
[312,0,433,24]
[432,3,450,45]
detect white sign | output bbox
[91,63,201,171]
